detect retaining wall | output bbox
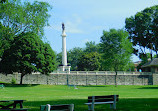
[0,71,157,85]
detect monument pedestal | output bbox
[58,65,71,72]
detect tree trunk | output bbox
[150,52,152,60]
[20,73,25,84]
[115,71,117,87]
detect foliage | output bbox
[0,32,56,84]
[0,0,51,37]
[0,0,51,61]
[126,61,135,71]
[84,41,99,53]
[11,78,16,84]
[0,0,6,4]
[125,5,158,60]
[56,52,62,66]
[77,52,101,71]
[0,23,14,57]
[42,43,56,74]
[67,47,84,71]
[100,29,133,71]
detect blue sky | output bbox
[30,0,157,62]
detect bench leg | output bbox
[91,104,94,111]
[70,104,74,111]
[110,103,112,109]
[110,103,116,109]
[113,103,116,110]
[88,105,91,110]
[88,104,94,111]
[113,95,117,109]
[46,104,50,111]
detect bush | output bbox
[11,78,16,84]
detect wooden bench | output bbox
[0,84,4,88]
[85,95,119,111]
[0,100,28,111]
[40,104,74,111]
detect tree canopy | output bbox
[0,0,51,37]
[0,32,56,84]
[100,29,133,71]
[0,23,14,57]
[0,0,51,58]
[84,41,99,53]
[67,47,83,71]
[77,52,101,71]
[125,5,158,60]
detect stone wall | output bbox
[0,72,157,85]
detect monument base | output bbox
[58,65,71,72]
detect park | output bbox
[0,84,158,111]
[0,0,158,111]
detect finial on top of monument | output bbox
[62,23,65,30]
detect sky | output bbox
[29,0,157,62]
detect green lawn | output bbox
[0,84,158,111]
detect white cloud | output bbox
[46,14,84,34]
[64,14,84,34]
[82,39,89,44]
[65,21,83,34]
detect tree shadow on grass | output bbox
[3,84,39,87]
[21,98,158,111]
[138,87,158,89]
[81,85,109,88]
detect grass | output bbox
[0,84,158,111]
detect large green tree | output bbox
[100,29,133,86]
[0,32,56,84]
[67,47,83,71]
[125,5,158,60]
[0,0,51,37]
[77,52,101,71]
[84,41,99,53]
[0,0,51,57]
[0,23,14,57]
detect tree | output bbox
[0,0,6,4]
[100,29,133,86]
[125,5,158,60]
[0,0,51,59]
[0,23,14,57]
[0,32,56,84]
[84,41,99,53]
[56,52,62,66]
[77,52,101,71]
[67,47,83,71]
[0,0,51,37]
[40,43,56,74]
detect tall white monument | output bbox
[58,23,71,72]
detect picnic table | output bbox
[0,100,28,111]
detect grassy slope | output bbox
[0,85,158,111]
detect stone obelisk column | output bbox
[58,23,71,72]
[61,23,67,66]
